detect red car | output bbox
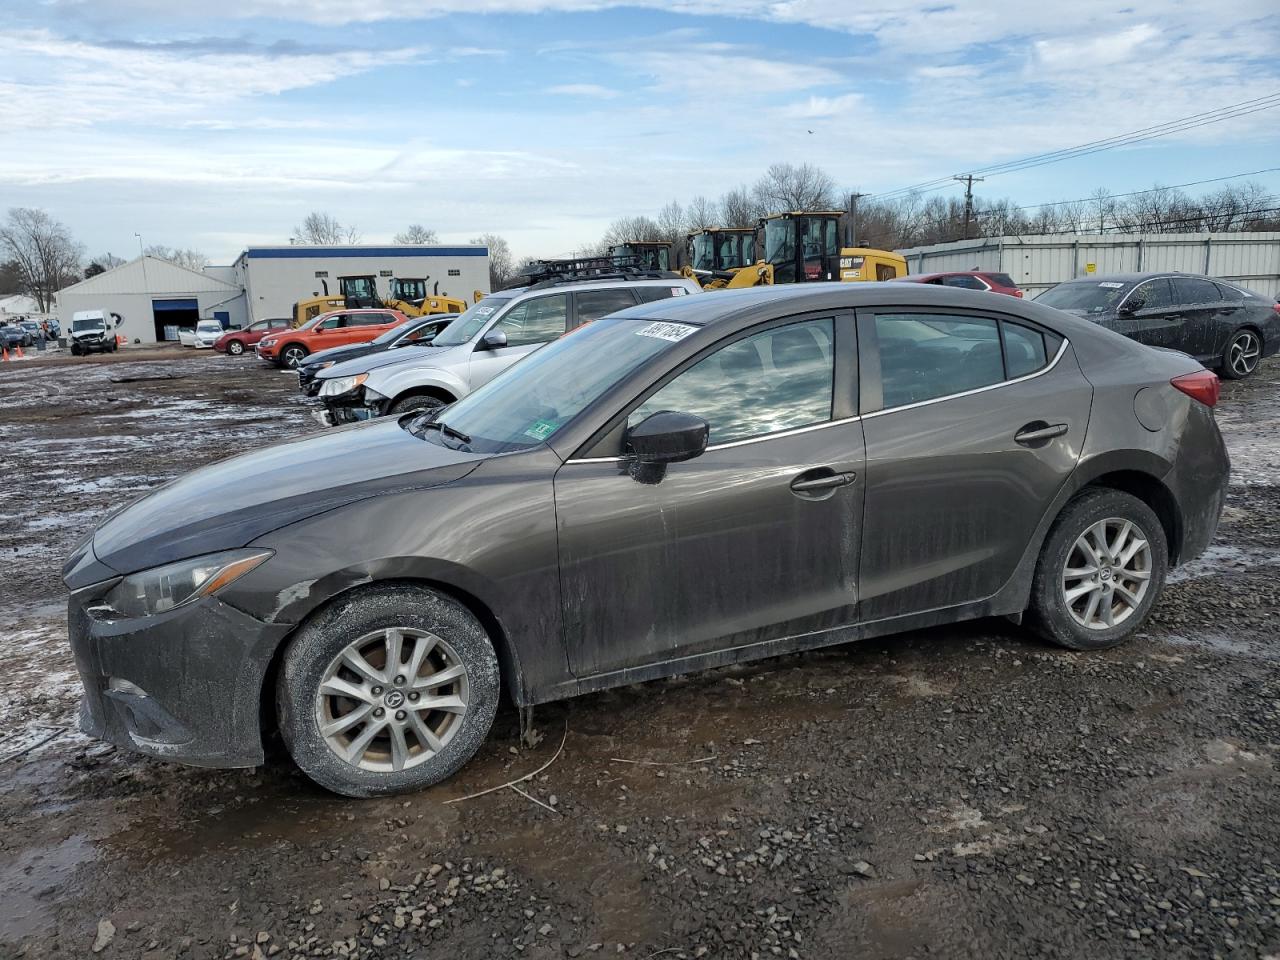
[895,271,1024,297]
[256,308,410,369]
[214,317,294,356]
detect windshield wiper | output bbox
[414,419,471,446]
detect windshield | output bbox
[1036,280,1130,314]
[762,219,793,265]
[197,321,222,331]
[413,315,696,454]
[73,318,106,331]
[392,278,426,302]
[431,297,513,347]
[691,234,715,271]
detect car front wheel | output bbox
[389,394,447,416]
[1027,488,1168,651]
[280,344,308,369]
[227,340,245,356]
[276,584,500,797]
[1221,328,1261,380]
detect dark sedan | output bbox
[1037,272,1280,379]
[64,284,1228,797]
[296,315,455,396]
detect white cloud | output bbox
[779,93,863,119]
[546,83,620,98]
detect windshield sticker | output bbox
[523,419,559,441]
[475,306,497,317]
[636,321,697,342]
[1097,281,1125,288]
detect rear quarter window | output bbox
[987,273,1017,288]
[634,285,691,303]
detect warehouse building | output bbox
[226,244,490,322]
[56,256,247,344]
[897,232,1280,299]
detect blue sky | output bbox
[2,1,1279,264]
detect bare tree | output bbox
[718,186,765,228]
[144,245,209,271]
[603,215,664,246]
[655,200,687,244]
[753,162,837,213]
[395,224,439,244]
[0,208,84,311]
[686,195,716,231]
[469,233,515,290]
[294,211,360,245]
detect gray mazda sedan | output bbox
[64,284,1229,797]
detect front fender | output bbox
[369,366,469,404]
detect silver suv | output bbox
[315,274,702,424]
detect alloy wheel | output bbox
[1061,518,1153,630]
[282,346,306,368]
[228,341,244,355]
[315,627,470,772]
[1229,331,1260,377]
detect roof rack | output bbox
[505,256,681,290]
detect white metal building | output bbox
[0,294,44,321]
[226,244,490,322]
[897,232,1280,299]
[56,257,248,344]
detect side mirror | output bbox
[1119,297,1144,315]
[625,411,709,464]
[480,329,508,351]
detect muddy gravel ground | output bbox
[1,348,1278,960]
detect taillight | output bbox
[1013,290,1024,298]
[1171,369,1221,407]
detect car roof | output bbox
[499,277,698,298]
[1056,271,1216,285]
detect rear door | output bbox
[857,308,1091,621]
[555,314,865,677]
[1171,277,1227,361]
[467,293,569,391]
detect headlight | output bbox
[100,549,273,619]
[260,337,277,348]
[320,373,368,397]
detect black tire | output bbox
[70,342,81,356]
[276,583,500,798]
[389,394,447,416]
[280,344,308,369]
[1026,488,1168,651]
[227,339,245,356]
[1220,327,1261,380]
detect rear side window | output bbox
[575,289,638,325]
[1173,277,1222,305]
[875,314,1003,408]
[1214,282,1244,301]
[942,275,987,290]
[350,313,387,326]
[987,273,1017,288]
[635,285,689,303]
[628,318,834,446]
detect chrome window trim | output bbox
[863,337,1070,420]
[564,415,862,465]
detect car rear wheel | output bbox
[1221,328,1261,380]
[390,394,447,416]
[227,340,245,356]
[1027,488,1168,651]
[276,583,500,798]
[280,344,308,369]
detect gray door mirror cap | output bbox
[480,329,508,350]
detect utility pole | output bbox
[846,192,870,247]
[954,175,984,240]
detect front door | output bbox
[857,308,1091,621]
[554,315,865,678]
[467,293,568,391]
[1111,278,1186,352]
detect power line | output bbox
[869,93,1280,202]
[1015,168,1280,210]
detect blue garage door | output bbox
[152,298,199,312]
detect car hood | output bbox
[72,419,486,584]
[319,342,469,380]
[302,341,384,370]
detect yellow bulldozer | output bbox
[291,275,479,327]
[680,228,771,289]
[680,212,906,291]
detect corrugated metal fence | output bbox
[896,232,1280,299]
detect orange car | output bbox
[256,308,410,369]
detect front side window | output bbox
[318,314,348,330]
[1173,277,1223,305]
[1129,278,1175,311]
[875,314,1003,409]
[576,289,637,325]
[628,319,834,446]
[492,294,568,346]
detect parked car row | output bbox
[65,277,1234,797]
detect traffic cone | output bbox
[1,345,8,362]
[14,344,23,359]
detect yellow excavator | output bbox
[681,212,906,291]
[680,228,769,289]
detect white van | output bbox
[69,310,117,356]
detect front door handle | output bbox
[1014,422,1068,446]
[790,469,857,495]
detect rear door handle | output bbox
[1014,422,1068,446]
[790,469,857,494]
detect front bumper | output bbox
[320,386,388,426]
[68,592,292,768]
